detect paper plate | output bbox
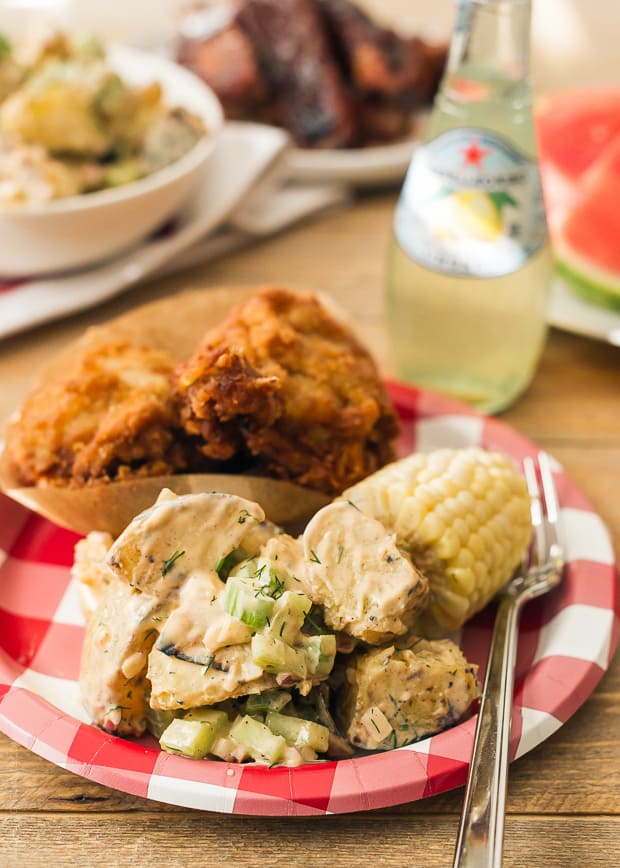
[0,383,617,815]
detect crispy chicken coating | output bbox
[5,337,191,487]
[174,287,400,494]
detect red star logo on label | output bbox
[462,138,490,168]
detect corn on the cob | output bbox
[341,447,532,636]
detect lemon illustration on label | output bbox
[451,191,503,241]
[430,189,517,242]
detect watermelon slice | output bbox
[536,89,620,181]
[536,89,620,310]
[555,135,620,310]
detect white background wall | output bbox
[0,0,618,93]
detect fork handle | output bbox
[452,592,524,868]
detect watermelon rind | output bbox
[554,233,620,312]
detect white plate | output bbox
[548,276,620,346]
[284,138,416,187]
[283,115,429,186]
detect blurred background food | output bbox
[0,31,205,204]
[176,0,447,148]
[0,1,619,311]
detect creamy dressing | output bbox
[253,533,312,596]
[156,573,252,659]
[79,579,160,736]
[71,530,115,621]
[107,492,265,596]
[148,645,277,710]
[81,491,266,735]
[303,502,428,643]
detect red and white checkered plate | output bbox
[0,384,618,815]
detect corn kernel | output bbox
[417,511,444,543]
[435,528,460,560]
[448,567,476,597]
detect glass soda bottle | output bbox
[385,0,552,414]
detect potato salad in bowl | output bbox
[0,32,206,206]
[0,32,221,276]
[73,447,532,768]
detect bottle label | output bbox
[394,127,548,278]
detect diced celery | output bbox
[266,591,312,645]
[221,577,274,628]
[303,634,337,677]
[251,634,307,680]
[146,706,177,739]
[183,708,229,730]
[265,711,329,753]
[245,689,292,714]
[160,717,220,759]
[229,714,286,764]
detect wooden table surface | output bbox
[0,194,618,867]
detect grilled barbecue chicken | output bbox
[177,0,446,147]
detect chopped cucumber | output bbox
[221,576,275,629]
[246,689,292,714]
[160,713,225,759]
[229,714,286,764]
[251,633,307,680]
[303,634,337,677]
[159,709,228,758]
[265,711,329,753]
[146,706,177,739]
[266,591,312,645]
[183,708,229,729]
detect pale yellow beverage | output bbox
[386,237,552,413]
[385,0,552,414]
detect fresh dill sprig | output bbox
[162,550,185,576]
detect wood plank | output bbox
[0,813,617,868]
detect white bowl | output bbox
[0,45,223,278]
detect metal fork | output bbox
[452,451,565,868]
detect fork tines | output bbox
[523,451,564,571]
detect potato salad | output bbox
[72,448,535,767]
[0,32,205,205]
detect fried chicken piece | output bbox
[174,287,400,495]
[5,338,191,487]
